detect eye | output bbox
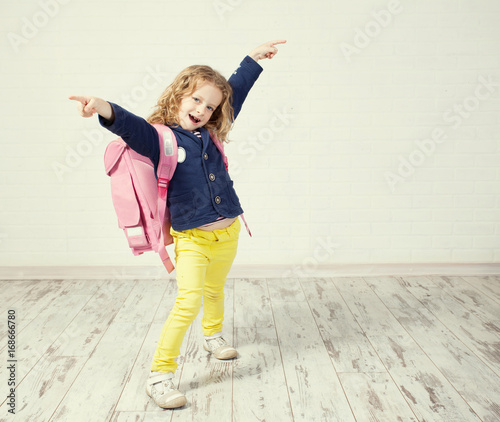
[207,106,214,111]
[193,97,200,103]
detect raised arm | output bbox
[69,95,160,170]
[229,40,286,119]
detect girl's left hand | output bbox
[249,40,287,61]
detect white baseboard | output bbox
[1,264,499,280]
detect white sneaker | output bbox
[146,371,187,409]
[203,334,238,360]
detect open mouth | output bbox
[189,114,201,124]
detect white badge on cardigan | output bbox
[177,147,186,163]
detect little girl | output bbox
[70,39,286,409]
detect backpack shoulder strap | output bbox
[154,124,178,201]
[153,124,178,272]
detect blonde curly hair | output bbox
[147,65,234,142]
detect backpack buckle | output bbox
[158,178,169,200]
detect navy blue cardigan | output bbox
[99,56,263,231]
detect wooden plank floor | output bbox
[1,276,499,421]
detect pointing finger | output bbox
[68,95,88,104]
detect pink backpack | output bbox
[104,123,231,273]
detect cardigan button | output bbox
[209,173,216,181]
[214,196,221,204]
[203,153,208,160]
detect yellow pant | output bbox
[151,218,241,373]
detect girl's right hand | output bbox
[249,40,287,61]
[68,95,114,121]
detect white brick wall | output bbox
[1,0,499,269]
